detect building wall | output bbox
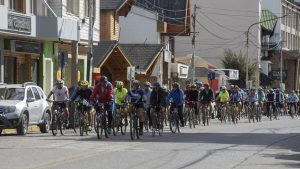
[100,11,120,41]
[175,0,261,68]
[119,6,161,44]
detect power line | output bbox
[134,0,189,12]
[199,10,245,33]
[201,11,259,18]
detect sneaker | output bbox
[88,126,92,131]
[107,128,112,135]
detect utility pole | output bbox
[87,0,95,84]
[191,5,199,83]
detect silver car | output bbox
[0,82,51,135]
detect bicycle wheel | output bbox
[169,113,177,133]
[79,115,84,136]
[112,113,119,136]
[96,113,102,139]
[130,112,135,140]
[135,116,139,140]
[73,110,78,133]
[192,109,196,128]
[188,109,192,128]
[93,112,97,133]
[102,112,108,138]
[152,113,157,137]
[121,115,127,135]
[291,106,295,119]
[51,112,58,136]
[58,115,64,135]
[269,105,273,121]
[176,114,180,133]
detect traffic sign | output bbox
[127,67,135,81]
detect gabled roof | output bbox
[119,44,163,73]
[93,41,118,67]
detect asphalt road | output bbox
[1,116,300,169]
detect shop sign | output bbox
[270,69,287,80]
[11,40,41,54]
[8,12,31,34]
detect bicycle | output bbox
[266,101,275,121]
[169,102,180,133]
[186,101,196,128]
[94,101,109,139]
[152,106,163,136]
[75,99,90,136]
[229,101,239,124]
[274,102,281,120]
[288,102,296,119]
[256,101,263,122]
[112,103,128,136]
[48,100,68,136]
[219,102,227,123]
[129,103,140,140]
[202,102,211,126]
[248,102,257,123]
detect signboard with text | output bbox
[270,70,287,80]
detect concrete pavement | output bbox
[1,116,300,169]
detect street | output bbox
[1,116,300,169]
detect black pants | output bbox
[266,102,275,116]
[104,104,113,128]
[147,107,152,127]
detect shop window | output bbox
[67,0,79,16]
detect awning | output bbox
[261,10,277,35]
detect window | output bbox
[9,0,25,13]
[0,0,4,5]
[67,0,79,15]
[32,87,41,100]
[26,88,34,99]
[0,88,25,100]
[36,87,44,99]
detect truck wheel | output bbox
[40,112,50,133]
[17,114,28,135]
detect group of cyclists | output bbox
[46,77,300,139]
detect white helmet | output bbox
[221,86,227,90]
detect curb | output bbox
[3,126,40,134]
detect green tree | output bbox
[221,49,256,88]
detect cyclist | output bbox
[47,80,70,125]
[199,83,214,124]
[168,82,185,127]
[229,85,242,113]
[144,81,152,128]
[70,80,93,131]
[70,80,82,100]
[186,84,199,120]
[287,90,299,114]
[248,88,258,114]
[266,89,276,117]
[90,76,114,134]
[257,87,266,110]
[127,80,146,136]
[216,86,230,119]
[150,82,166,129]
[275,89,285,114]
[114,81,128,124]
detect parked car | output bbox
[0,82,51,135]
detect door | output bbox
[26,87,39,123]
[32,87,43,121]
[4,57,16,84]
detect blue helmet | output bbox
[152,82,161,87]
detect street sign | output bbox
[208,72,216,80]
[127,67,135,81]
[270,69,287,80]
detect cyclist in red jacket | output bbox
[90,76,114,134]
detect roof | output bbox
[261,10,277,35]
[93,41,118,67]
[119,44,163,72]
[134,0,188,24]
[100,0,125,10]
[188,67,220,78]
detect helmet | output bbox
[221,86,227,90]
[56,80,64,84]
[81,80,89,86]
[132,80,140,85]
[251,88,256,91]
[234,85,239,89]
[204,83,209,87]
[144,81,151,87]
[152,82,161,87]
[100,76,108,82]
[116,81,124,88]
[200,87,205,90]
[191,84,197,88]
[162,85,167,90]
[172,82,180,88]
[258,87,263,90]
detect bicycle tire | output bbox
[152,114,157,137]
[79,117,84,136]
[96,113,102,139]
[188,109,192,128]
[130,112,135,140]
[169,113,177,133]
[135,115,139,140]
[58,116,64,135]
[51,112,58,136]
